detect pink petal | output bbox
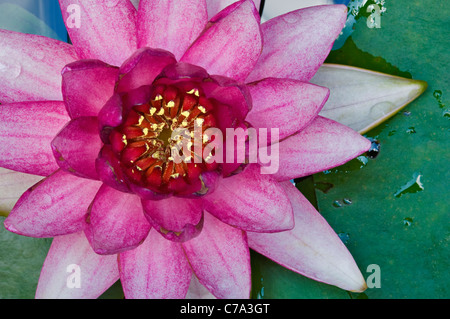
[203,164,294,232]
[0,168,42,215]
[246,78,330,141]
[85,185,151,255]
[0,101,70,176]
[51,117,102,180]
[96,145,130,193]
[248,182,368,292]
[62,60,119,118]
[4,170,101,238]
[182,212,251,299]
[0,29,78,103]
[265,116,372,181]
[59,0,137,66]
[246,5,347,83]
[36,232,119,299]
[115,47,176,93]
[181,0,262,82]
[206,0,261,19]
[119,229,192,299]
[137,0,208,60]
[142,197,204,242]
[204,74,252,121]
[98,93,128,144]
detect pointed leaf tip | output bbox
[312,64,428,134]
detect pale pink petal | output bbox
[206,0,261,19]
[0,29,78,103]
[142,197,204,242]
[265,116,371,181]
[246,5,347,83]
[36,232,119,299]
[181,0,262,82]
[246,78,330,141]
[119,229,192,299]
[248,182,368,292]
[0,168,41,215]
[185,275,216,299]
[4,170,101,238]
[203,164,293,232]
[137,0,208,60]
[182,213,251,299]
[85,185,151,255]
[59,0,137,66]
[0,101,70,176]
[62,60,119,118]
[51,117,102,180]
[116,47,176,93]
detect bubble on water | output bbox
[343,198,353,205]
[394,172,424,198]
[403,217,414,227]
[338,232,350,244]
[433,90,442,99]
[366,138,381,159]
[333,200,343,208]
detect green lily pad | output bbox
[0,217,52,299]
[253,0,449,299]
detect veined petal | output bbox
[0,101,70,176]
[142,197,204,243]
[246,78,330,141]
[206,0,261,19]
[181,0,262,82]
[85,185,151,255]
[313,64,428,134]
[182,213,251,299]
[137,0,208,60]
[36,231,119,299]
[59,0,137,66]
[265,116,371,181]
[4,170,101,238]
[119,229,192,299]
[246,5,347,83]
[0,168,41,216]
[0,29,78,103]
[62,60,119,119]
[248,182,367,292]
[203,164,294,233]
[51,117,102,180]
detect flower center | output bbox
[110,82,218,194]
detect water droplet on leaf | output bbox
[394,172,424,198]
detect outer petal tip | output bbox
[3,219,18,234]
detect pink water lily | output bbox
[0,0,371,299]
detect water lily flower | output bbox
[0,0,372,299]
